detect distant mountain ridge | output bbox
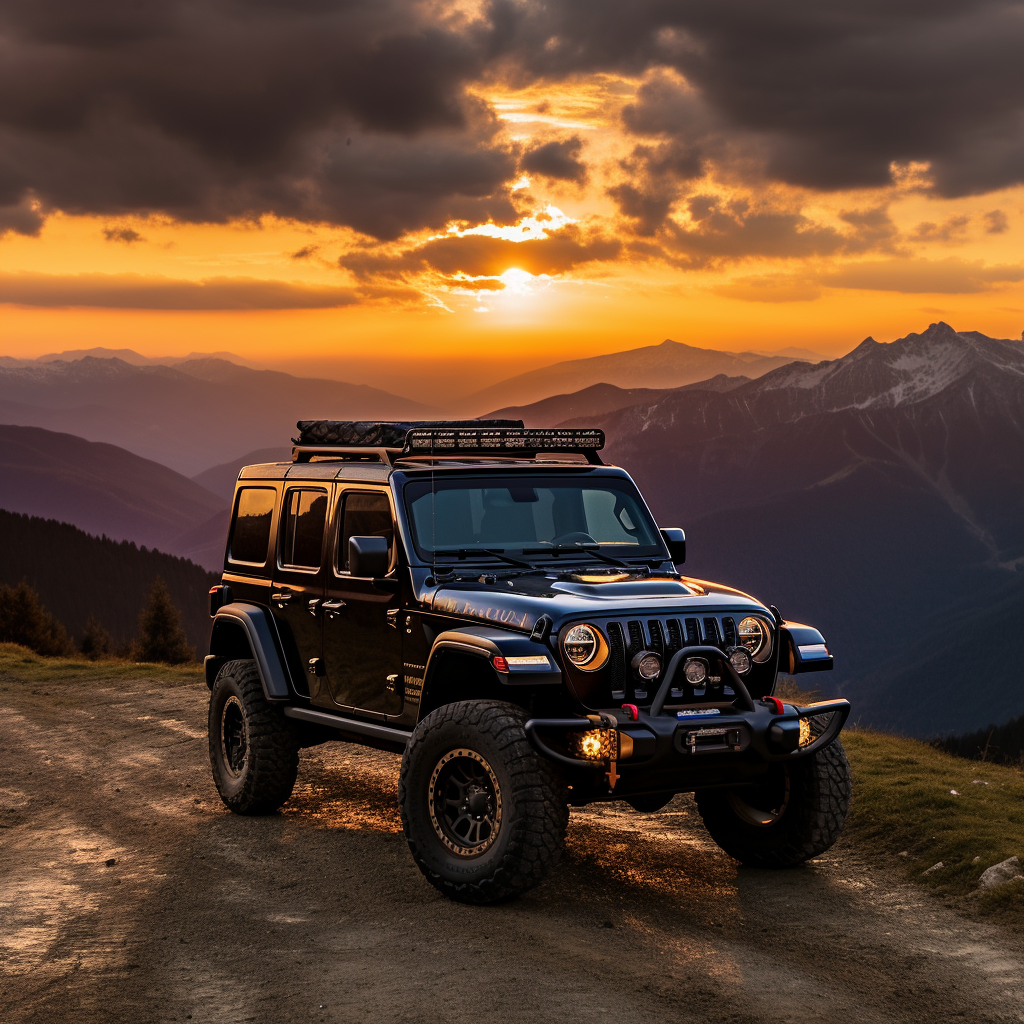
[0,346,261,368]
[462,338,801,414]
[0,356,437,474]
[574,323,1024,736]
[0,424,227,570]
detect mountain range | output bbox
[0,424,228,570]
[462,339,802,413]
[559,323,1024,736]
[0,356,435,475]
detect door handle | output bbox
[271,591,293,607]
[322,599,346,618]
[307,598,321,615]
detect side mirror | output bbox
[660,527,686,564]
[349,536,390,578]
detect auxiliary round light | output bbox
[632,651,662,682]
[728,647,752,675]
[562,624,609,671]
[683,658,708,685]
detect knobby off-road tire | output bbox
[209,659,300,815]
[695,738,851,867]
[399,700,569,904]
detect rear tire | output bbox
[399,700,568,904]
[695,739,851,867]
[208,659,300,815]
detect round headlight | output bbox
[563,624,609,670]
[738,616,773,663]
[632,651,661,681]
[683,658,707,685]
[728,647,752,675]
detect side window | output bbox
[280,488,328,569]
[338,492,394,573]
[228,487,276,565]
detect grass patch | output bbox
[842,729,1024,926]
[0,642,203,686]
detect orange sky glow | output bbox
[2,68,1021,398]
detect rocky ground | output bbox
[2,669,1023,1023]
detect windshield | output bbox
[404,475,665,562]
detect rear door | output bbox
[271,485,332,704]
[321,487,402,718]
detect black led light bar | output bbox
[402,427,605,458]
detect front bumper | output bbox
[524,644,850,797]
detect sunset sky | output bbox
[1,0,1021,396]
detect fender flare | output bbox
[206,602,294,700]
[422,625,562,692]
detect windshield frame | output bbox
[399,468,670,567]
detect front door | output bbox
[321,488,402,718]
[271,485,331,703]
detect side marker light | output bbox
[493,656,509,673]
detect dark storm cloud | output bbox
[0,0,514,238]
[1,0,1020,240]
[0,270,359,309]
[493,0,1024,199]
[520,137,588,183]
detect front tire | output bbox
[208,659,300,815]
[399,700,568,904]
[695,739,851,867]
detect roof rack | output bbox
[290,420,605,465]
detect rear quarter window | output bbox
[228,487,276,565]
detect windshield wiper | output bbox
[434,548,539,570]
[524,543,631,568]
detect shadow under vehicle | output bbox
[205,420,850,903]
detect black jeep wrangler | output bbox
[205,421,851,903]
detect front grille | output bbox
[604,614,738,705]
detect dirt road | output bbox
[2,669,1022,1024]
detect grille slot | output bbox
[647,620,665,657]
[685,617,700,645]
[703,617,722,646]
[627,620,646,698]
[722,616,737,646]
[607,622,626,700]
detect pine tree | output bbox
[80,615,113,660]
[0,580,74,656]
[131,577,195,664]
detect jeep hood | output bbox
[424,569,769,633]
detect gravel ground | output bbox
[2,670,1023,1024]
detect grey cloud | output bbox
[984,210,1009,234]
[521,137,588,183]
[0,271,360,309]
[103,226,144,243]
[1,0,1020,242]
[498,0,1024,198]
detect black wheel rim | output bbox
[428,749,503,857]
[220,695,249,778]
[727,765,790,827]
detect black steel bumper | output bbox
[524,644,850,794]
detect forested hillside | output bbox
[0,509,216,651]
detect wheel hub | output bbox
[220,694,249,778]
[428,749,503,857]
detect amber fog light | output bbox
[574,729,611,760]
